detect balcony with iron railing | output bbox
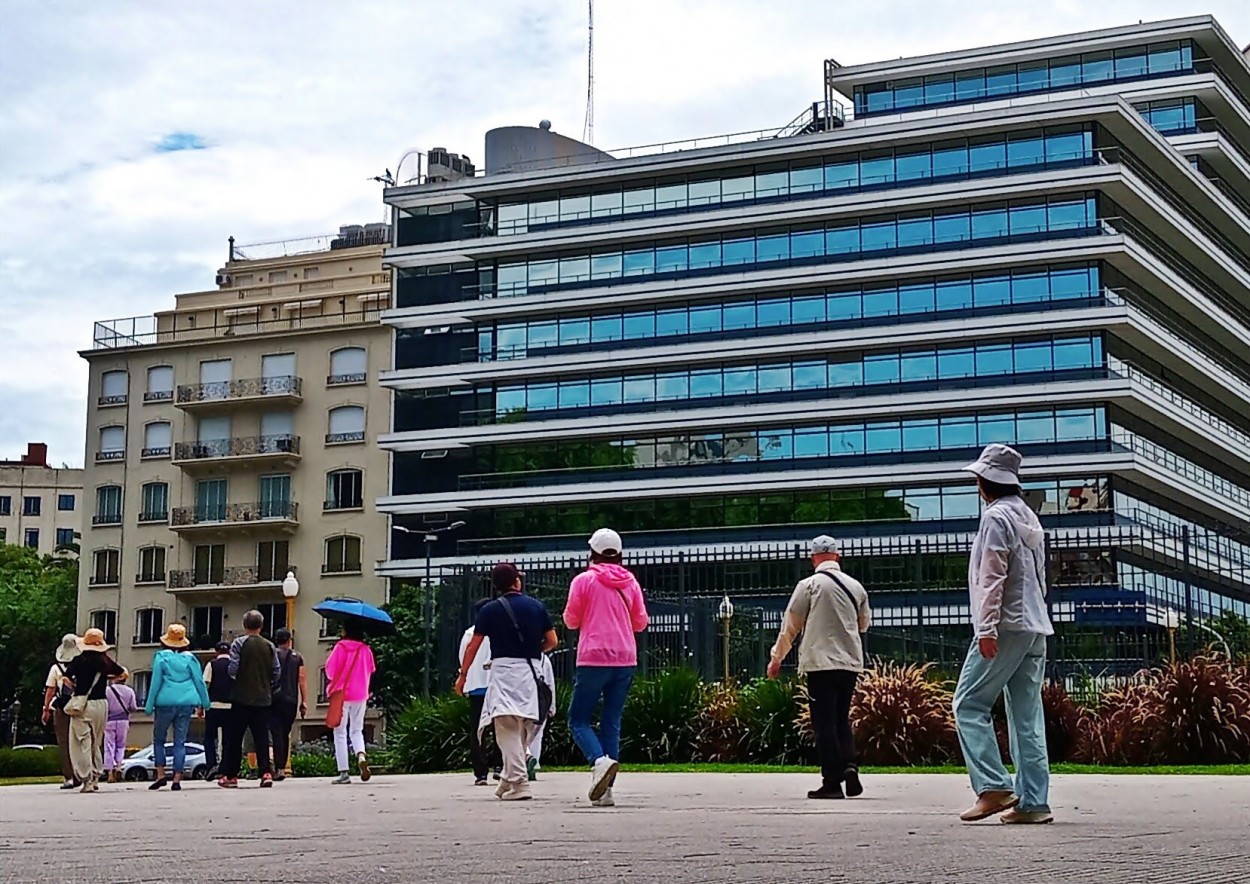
[176,376,303,410]
[168,565,285,592]
[172,435,301,470]
[170,500,299,533]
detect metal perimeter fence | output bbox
[413,520,1250,705]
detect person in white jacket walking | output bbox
[458,599,497,786]
[952,444,1054,825]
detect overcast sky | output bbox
[2,1,1248,467]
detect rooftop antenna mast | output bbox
[582,0,594,144]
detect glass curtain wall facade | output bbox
[382,18,1250,644]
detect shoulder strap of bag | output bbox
[498,595,545,688]
[108,684,120,704]
[815,569,861,610]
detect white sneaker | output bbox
[502,782,533,801]
[589,756,619,802]
[592,787,615,807]
[495,780,511,798]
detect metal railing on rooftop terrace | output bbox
[91,304,385,350]
[229,226,391,261]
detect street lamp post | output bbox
[282,571,300,645]
[9,699,20,748]
[1165,609,1180,665]
[395,521,466,697]
[718,595,735,685]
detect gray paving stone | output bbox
[2,773,1249,882]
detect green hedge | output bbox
[0,747,61,778]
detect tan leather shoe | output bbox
[960,790,1019,821]
[1001,808,1053,824]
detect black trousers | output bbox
[202,708,230,770]
[269,700,298,772]
[807,669,859,788]
[221,704,272,778]
[467,693,500,780]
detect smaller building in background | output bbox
[0,442,83,556]
[79,225,392,744]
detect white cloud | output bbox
[1,0,1247,464]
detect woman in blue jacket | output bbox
[145,623,211,791]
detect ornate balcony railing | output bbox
[91,513,123,526]
[143,390,173,403]
[174,434,300,461]
[168,565,279,589]
[95,450,125,462]
[176,375,303,405]
[97,394,128,407]
[325,431,365,445]
[171,500,299,527]
[141,446,171,459]
[327,372,367,386]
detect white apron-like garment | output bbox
[477,657,541,744]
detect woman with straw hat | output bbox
[41,634,82,789]
[60,628,127,793]
[144,623,210,791]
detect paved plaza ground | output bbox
[3,772,1250,882]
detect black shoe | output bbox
[843,768,864,798]
[171,781,181,792]
[492,769,501,781]
[807,784,845,800]
[148,777,168,791]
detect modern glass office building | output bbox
[378,17,1250,660]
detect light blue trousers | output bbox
[952,630,1051,813]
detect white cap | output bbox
[810,535,839,555]
[589,527,623,555]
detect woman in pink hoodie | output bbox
[324,620,376,784]
[563,528,649,807]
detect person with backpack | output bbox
[201,642,233,780]
[269,628,307,781]
[144,624,211,791]
[767,535,871,800]
[953,444,1054,825]
[41,634,81,789]
[563,529,649,807]
[324,620,376,785]
[218,610,281,789]
[104,672,137,783]
[455,563,558,802]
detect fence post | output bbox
[1044,531,1059,684]
[678,551,688,665]
[1182,526,1194,659]
[913,539,924,664]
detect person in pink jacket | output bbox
[563,528,649,807]
[324,620,376,785]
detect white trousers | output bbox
[334,701,367,772]
[528,723,545,766]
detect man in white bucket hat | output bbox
[953,444,1054,824]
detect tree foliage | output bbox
[0,546,78,739]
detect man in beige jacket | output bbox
[767,535,870,799]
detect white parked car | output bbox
[120,742,208,782]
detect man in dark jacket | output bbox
[201,642,233,779]
[217,610,280,788]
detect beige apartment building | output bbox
[0,442,83,556]
[78,226,391,744]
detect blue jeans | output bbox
[152,706,194,774]
[569,666,635,764]
[952,631,1051,813]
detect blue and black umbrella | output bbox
[313,597,395,636]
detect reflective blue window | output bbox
[655,245,688,274]
[1014,341,1052,373]
[1007,135,1046,168]
[825,161,858,190]
[925,74,955,104]
[976,344,1012,375]
[529,321,558,348]
[1008,272,1046,304]
[528,384,557,410]
[689,305,720,334]
[896,149,932,182]
[689,241,721,270]
[791,230,825,260]
[898,215,934,248]
[1115,46,1148,79]
[956,69,986,101]
[1050,56,1082,89]
[864,353,900,385]
[1016,411,1055,443]
[828,360,864,387]
[978,414,1014,445]
[723,368,756,396]
[941,415,976,448]
[938,346,974,379]
[866,422,902,452]
[593,315,623,343]
[792,295,825,324]
[899,282,935,314]
[861,219,897,252]
[795,428,829,457]
[793,361,827,389]
[623,248,654,277]
[861,154,895,187]
[657,373,688,400]
[591,253,623,280]
[624,376,655,403]
[559,380,589,408]
[830,427,864,454]
[1053,338,1092,369]
[971,205,1009,239]
[591,377,622,406]
[934,212,971,245]
[902,419,940,451]
[690,369,722,397]
[758,365,791,392]
[722,237,755,266]
[901,352,937,382]
[757,298,791,327]
[975,275,1012,306]
[1010,204,1048,235]
[623,313,654,339]
[863,288,897,318]
[790,164,823,194]
[724,303,756,331]
[825,225,860,255]
[986,65,1017,97]
[969,138,1008,173]
[1017,62,1048,93]
[756,234,790,263]
[558,317,589,346]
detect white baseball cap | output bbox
[589,528,623,555]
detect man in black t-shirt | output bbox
[456,564,558,801]
[269,628,307,781]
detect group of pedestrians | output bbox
[38,606,379,794]
[456,445,1054,823]
[456,528,650,806]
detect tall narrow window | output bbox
[24,528,39,549]
[131,671,152,706]
[257,540,290,582]
[97,426,125,462]
[323,535,362,573]
[145,365,174,403]
[90,610,118,646]
[326,469,364,510]
[137,546,166,584]
[99,370,128,406]
[134,608,164,645]
[193,544,225,585]
[257,603,288,638]
[94,486,122,525]
[23,495,41,516]
[328,347,367,385]
[190,606,224,649]
[327,406,365,444]
[142,422,172,458]
[91,549,120,585]
[195,479,227,523]
[140,482,169,522]
[259,474,292,518]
